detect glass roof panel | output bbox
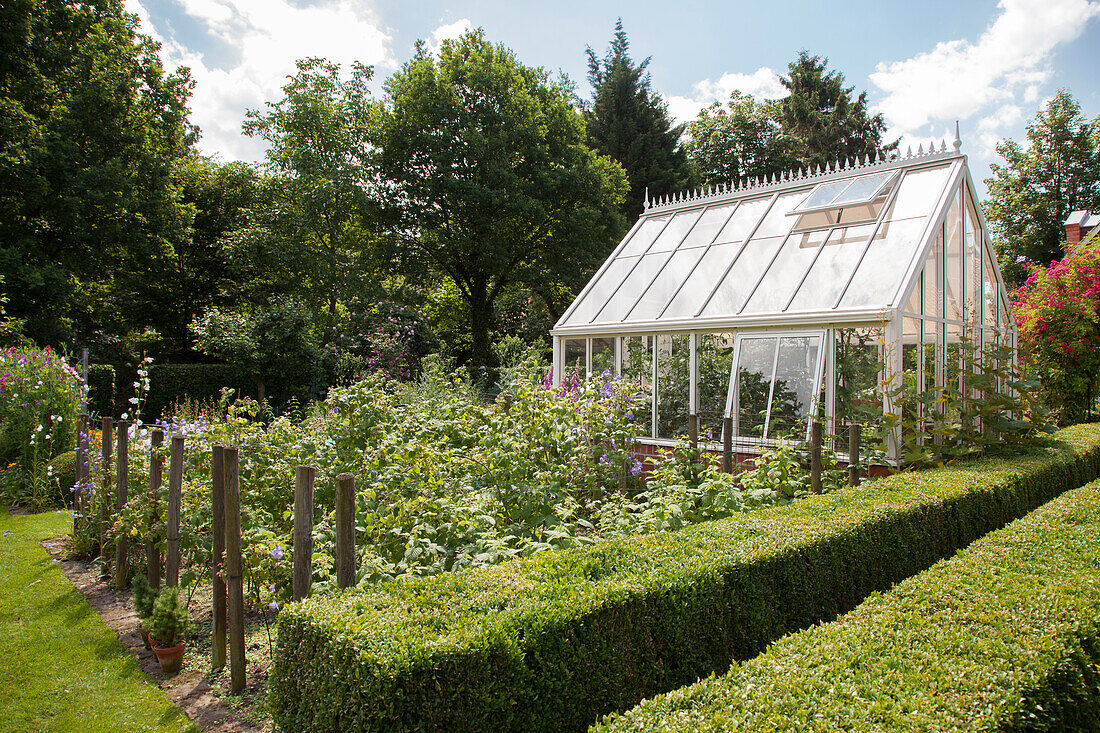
[754,191,808,238]
[647,208,704,253]
[627,246,709,321]
[886,164,952,220]
[793,179,851,212]
[618,214,671,257]
[559,256,639,325]
[660,243,745,319]
[741,229,830,314]
[593,251,673,323]
[830,171,895,206]
[786,224,875,312]
[681,203,738,248]
[714,196,770,244]
[839,217,928,308]
[699,236,786,316]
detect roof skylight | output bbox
[790,170,897,215]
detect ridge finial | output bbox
[953,121,962,152]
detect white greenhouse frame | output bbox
[550,135,1016,465]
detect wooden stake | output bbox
[147,429,163,590]
[722,417,733,473]
[165,434,184,587]
[335,473,355,590]
[848,423,861,488]
[224,447,245,693]
[810,420,823,494]
[292,465,315,601]
[99,417,113,557]
[211,445,227,671]
[112,420,130,590]
[687,413,698,451]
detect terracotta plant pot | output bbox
[138,622,151,650]
[151,639,186,673]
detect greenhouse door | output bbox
[724,331,826,443]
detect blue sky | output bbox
[127,0,1100,199]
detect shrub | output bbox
[595,479,1100,732]
[0,347,85,508]
[131,575,158,622]
[149,586,188,647]
[268,424,1100,733]
[85,364,115,416]
[143,364,255,421]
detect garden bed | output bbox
[269,424,1100,733]
[594,477,1100,731]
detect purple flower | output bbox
[270,600,280,611]
[629,460,644,476]
[3,530,11,537]
[270,543,284,561]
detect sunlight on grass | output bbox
[0,508,196,733]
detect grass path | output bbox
[0,507,197,733]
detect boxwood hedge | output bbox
[270,425,1100,733]
[595,478,1100,732]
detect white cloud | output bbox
[870,0,1100,153]
[666,67,787,124]
[424,18,473,55]
[125,0,394,162]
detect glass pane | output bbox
[901,317,922,432]
[788,224,875,311]
[563,339,586,381]
[830,171,895,205]
[741,229,830,314]
[944,322,964,399]
[902,268,922,314]
[944,192,964,321]
[696,332,736,442]
[754,191,807,238]
[700,236,786,316]
[922,319,939,394]
[619,214,671,257]
[734,337,775,439]
[593,251,673,323]
[648,209,704,253]
[795,179,852,211]
[983,249,998,327]
[714,196,771,244]
[681,203,738,248]
[627,245,709,321]
[561,257,638,325]
[964,199,981,323]
[656,334,690,439]
[835,327,883,443]
[888,164,952,221]
[622,336,654,438]
[592,337,615,378]
[839,217,929,308]
[921,232,944,318]
[661,243,744,319]
[767,336,821,439]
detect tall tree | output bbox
[243,58,380,330]
[779,51,895,168]
[374,30,628,377]
[986,90,1100,285]
[685,92,797,186]
[0,0,194,353]
[585,19,691,218]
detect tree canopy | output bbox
[986,90,1100,285]
[584,19,691,218]
[374,30,627,376]
[684,93,796,186]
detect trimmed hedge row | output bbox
[595,479,1100,732]
[143,363,255,420]
[269,425,1100,733]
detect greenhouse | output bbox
[551,133,1015,464]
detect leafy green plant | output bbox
[149,587,188,647]
[131,575,158,622]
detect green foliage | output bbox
[149,586,188,647]
[0,0,195,350]
[0,348,84,508]
[375,29,628,376]
[595,479,1100,732]
[778,51,896,168]
[267,424,1100,733]
[144,363,255,421]
[685,93,795,186]
[190,296,320,406]
[1013,240,1100,424]
[131,575,158,622]
[85,364,115,416]
[584,19,692,218]
[987,90,1100,285]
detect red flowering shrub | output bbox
[328,302,437,382]
[1013,242,1100,424]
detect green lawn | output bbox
[0,507,196,733]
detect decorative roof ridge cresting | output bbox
[643,139,959,214]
